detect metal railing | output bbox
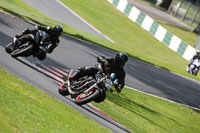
[168,0,200,27]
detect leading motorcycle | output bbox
[58,66,117,105]
[5,30,50,60]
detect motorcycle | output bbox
[58,66,117,105]
[187,59,200,76]
[5,30,50,60]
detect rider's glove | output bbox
[40,46,48,53]
[113,79,119,85]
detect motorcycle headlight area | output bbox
[104,79,113,89]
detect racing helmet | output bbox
[53,25,63,37]
[115,52,128,68]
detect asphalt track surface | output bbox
[1,1,200,131]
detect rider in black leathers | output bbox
[7,25,63,60]
[69,52,128,93]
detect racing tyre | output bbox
[5,43,13,54]
[36,51,46,60]
[194,68,199,76]
[58,84,69,96]
[75,88,100,105]
[11,44,33,58]
[94,91,106,103]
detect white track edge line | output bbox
[56,0,115,43]
[125,85,200,110]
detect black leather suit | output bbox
[73,56,126,92]
[18,25,60,54]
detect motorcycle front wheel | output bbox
[75,88,100,105]
[11,44,33,58]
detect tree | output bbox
[159,0,173,9]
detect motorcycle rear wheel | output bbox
[58,84,69,96]
[5,43,13,54]
[193,68,199,76]
[11,44,33,58]
[75,88,100,105]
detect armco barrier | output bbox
[108,0,196,61]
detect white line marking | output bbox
[56,0,115,43]
[125,85,200,110]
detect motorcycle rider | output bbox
[6,24,63,60]
[69,52,128,93]
[187,50,200,74]
[192,50,200,61]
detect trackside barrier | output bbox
[107,0,196,61]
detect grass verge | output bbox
[0,67,111,132]
[92,88,200,133]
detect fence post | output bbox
[175,0,184,17]
[167,0,176,13]
[181,1,191,21]
[191,6,200,24]
[194,35,200,49]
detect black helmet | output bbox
[53,25,63,37]
[115,52,128,68]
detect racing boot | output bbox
[69,70,81,81]
[68,67,85,81]
[15,34,23,38]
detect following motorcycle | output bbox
[58,66,117,105]
[5,30,50,60]
[187,59,200,76]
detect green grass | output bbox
[0,68,111,132]
[92,88,200,133]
